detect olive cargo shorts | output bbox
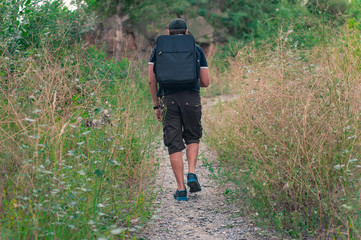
[161,90,203,155]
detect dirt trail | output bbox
[140,96,282,240]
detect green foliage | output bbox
[0,0,87,54]
[306,0,350,15]
[218,0,279,39]
[85,0,193,28]
[211,0,360,79]
[216,0,354,45]
[83,0,360,48]
[84,0,121,17]
[184,0,354,42]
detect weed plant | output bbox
[205,27,361,239]
[0,45,158,239]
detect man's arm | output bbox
[148,64,162,122]
[199,68,210,87]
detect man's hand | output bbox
[155,109,162,122]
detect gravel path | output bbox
[139,96,283,240]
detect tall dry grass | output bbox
[206,28,361,238]
[0,46,159,239]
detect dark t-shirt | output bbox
[148,43,208,96]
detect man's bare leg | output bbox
[186,143,199,174]
[170,152,186,190]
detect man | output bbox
[148,18,210,201]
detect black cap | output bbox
[168,18,187,30]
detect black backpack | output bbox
[155,35,198,90]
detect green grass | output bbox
[0,46,159,239]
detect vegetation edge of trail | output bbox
[205,27,361,239]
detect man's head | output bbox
[168,18,188,35]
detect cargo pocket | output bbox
[183,102,202,141]
[162,98,184,153]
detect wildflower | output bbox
[110,228,126,235]
[334,164,344,170]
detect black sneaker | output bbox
[187,173,202,193]
[173,189,187,201]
